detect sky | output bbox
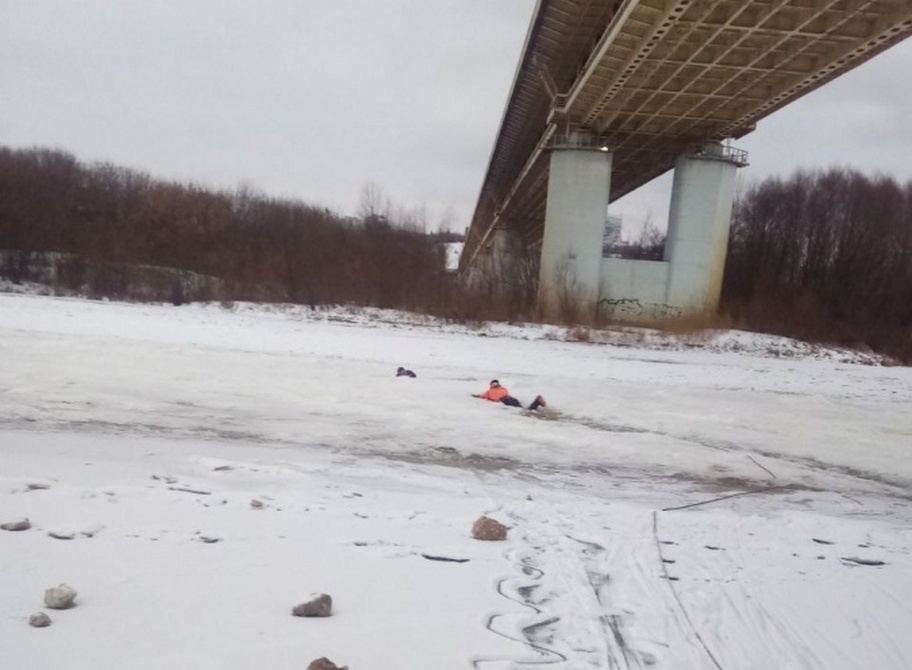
[3,1,912,236]
[2,290,912,668]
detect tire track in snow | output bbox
[723,520,832,670]
[474,500,688,669]
[652,511,726,670]
[563,533,645,670]
[654,505,824,670]
[652,503,906,670]
[653,508,824,669]
[477,482,912,669]
[472,547,569,669]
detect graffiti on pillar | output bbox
[598,297,681,320]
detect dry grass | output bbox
[567,325,592,342]
[594,309,733,340]
[635,310,733,336]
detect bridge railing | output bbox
[687,143,750,167]
[544,128,610,151]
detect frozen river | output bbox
[2,293,910,669]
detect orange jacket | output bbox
[478,386,510,402]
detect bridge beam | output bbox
[538,134,611,321]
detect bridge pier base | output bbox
[491,225,519,273]
[663,143,740,313]
[538,138,612,322]
[463,225,526,305]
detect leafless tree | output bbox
[723,167,912,361]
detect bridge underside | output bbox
[463,0,912,267]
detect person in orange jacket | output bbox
[472,379,546,411]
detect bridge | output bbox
[461,0,912,320]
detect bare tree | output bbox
[723,167,912,361]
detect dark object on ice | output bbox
[48,530,76,540]
[168,486,211,495]
[1,518,31,531]
[421,553,470,563]
[841,557,886,567]
[29,612,52,628]
[472,380,546,410]
[472,515,507,541]
[812,538,835,545]
[293,593,333,617]
[307,658,348,670]
[396,367,417,378]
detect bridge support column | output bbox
[486,225,521,296]
[491,225,519,275]
[464,225,522,298]
[538,136,612,321]
[664,143,742,313]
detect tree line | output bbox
[0,146,457,308]
[723,168,912,363]
[2,146,911,361]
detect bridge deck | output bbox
[464,0,912,268]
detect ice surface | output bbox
[1,293,910,669]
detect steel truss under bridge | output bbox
[462,0,912,270]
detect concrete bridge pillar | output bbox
[465,225,522,297]
[538,134,612,321]
[491,225,519,274]
[664,143,742,313]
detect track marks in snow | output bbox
[476,489,912,670]
[473,551,569,669]
[653,507,912,670]
[657,511,830,670]
[475,500,687,669]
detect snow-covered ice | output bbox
[1,292,910,669]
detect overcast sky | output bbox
[3,1,912,236]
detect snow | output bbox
[1,292,911,669]
[444,242,465,271]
